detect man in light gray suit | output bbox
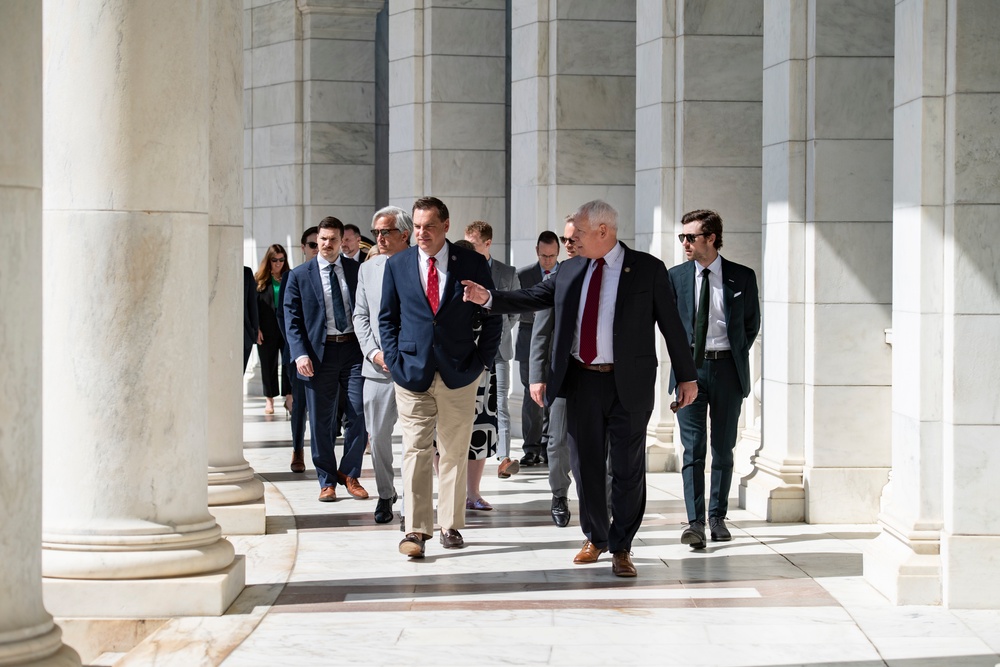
[464,221,520,478]
[353,205,413,524]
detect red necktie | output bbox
[579,258,604,364]
[426,256,440,313]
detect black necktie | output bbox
[327,264,349,332]
[694,267,710,369]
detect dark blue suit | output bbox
[490,243,697,552]
[379,243,501,392]
[284,257,367,488]
[277,277,307,454]
[667,257,760,523]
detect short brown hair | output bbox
[465,220,493,242]
[318,216,344,235]
[681,209,723,249]
[412,196,449,222]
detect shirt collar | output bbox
[318,255,341,270]
[595,241,624,269]
[417,243,449,266]
[696,253,723,276]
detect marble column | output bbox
[208,0,266,535]
[634,0,763,470]
[510,1,635,263]
[41,0,244,617]
[866,0,1000,609]
[749,0,894,523]
[0,3,81,665]
[389,0,507,250]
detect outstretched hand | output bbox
[461,280,489,305]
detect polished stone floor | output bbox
[106,397,1000,666]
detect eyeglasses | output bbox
[538,253,558,260]
[370,228,399,238]
[305,242,318,249]
[677,233,707,243]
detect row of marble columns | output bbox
[1,1,263,662]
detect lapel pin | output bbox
[624,267,631,273]
[451,255,457,261]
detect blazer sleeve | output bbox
[353,265,378,362]
[653,260,698,384]
[744,269,761,346]
[474,259,503,367]
[378,260,402,370]
[490,277,557,315]
[528,306,554,384]
[283,269,308,362]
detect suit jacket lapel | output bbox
[438,242,458,311]
[677,260,695,334]
[614,245,637,327]
[308,260,327,321]
[721,257,736,337]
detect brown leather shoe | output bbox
[337,471,369,499]
[439,528,465,549]
[399,532,430,558]
[318,486,337,502]
[611,550,637,577]
[573,540,606,564]
[497,457,520,479]
[290,449,305,473]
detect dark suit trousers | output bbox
[565,364,652,553]
[304,340,367,488]
[519,359,546,455]
[676,356,744,522]
[289,370,308,452]
[258,335,291,397]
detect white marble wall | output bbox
[389,0,507,254]
[866,0,1000,609]
[209,0,266,534]
[634,0,763,468]
[509,0,635,265]
[41,0,242,617]
[0,3,81,664]
[752,0,894,523]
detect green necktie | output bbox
[694,268,710,369]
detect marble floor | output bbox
[103,398,1000,667]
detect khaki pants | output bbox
[395,374,479,536]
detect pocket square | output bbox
[734,292,743,297]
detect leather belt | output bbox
[326,332,356,343]
[574,359,614,373]
[703,349,732,360]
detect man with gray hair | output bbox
[463,199,698,577]
[354,205,413,524]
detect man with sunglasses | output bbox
[668,210,759,549]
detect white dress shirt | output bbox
[572,242,624,364]
[694,254,730,351]
[417,244,449,306]
[317,255,354,335]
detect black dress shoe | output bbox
[709,516,732,542]
[551,496,571,527]
[680,520,707,549]
[399,532,429,558]
[440,528,464,549]
[519,452,540,467]
[374,494,397,524]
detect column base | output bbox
[57,619,165,666]
[864,529,941,606]
[942,534,1000,609]
[646,418,677,472]
[42,556,245,618]
[209,499,266,535]
[0,623,80,667]
[805,467,889,523]
[740,455,805,522]
[7,646,81,667]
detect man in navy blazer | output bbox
[463,200,699,577]
[380,197,501,558]
[283,216,369,502]
[667,209,760,549]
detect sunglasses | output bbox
[677,233,707,243]
[370,228,399,238]
[559,237,574,244]
[271,257,286,263]
[305,242,318,249]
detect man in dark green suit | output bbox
[668,209,760,549]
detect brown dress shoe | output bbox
[440,528,464,549]
[337,471,369,499]
[497,457,520,479]
[318,486,337,502]
[290,449,305,473]
[611,550,637,577]
[399,532,429,558]
[573,540,606,564]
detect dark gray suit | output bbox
[514,261,547,457]
[667,256,760,523]
[491,258,518,459]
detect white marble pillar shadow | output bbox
[0,2,81,664]
[40,0,243,618]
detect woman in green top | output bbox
[255,244,292,416]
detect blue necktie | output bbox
[327,264,349,332]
